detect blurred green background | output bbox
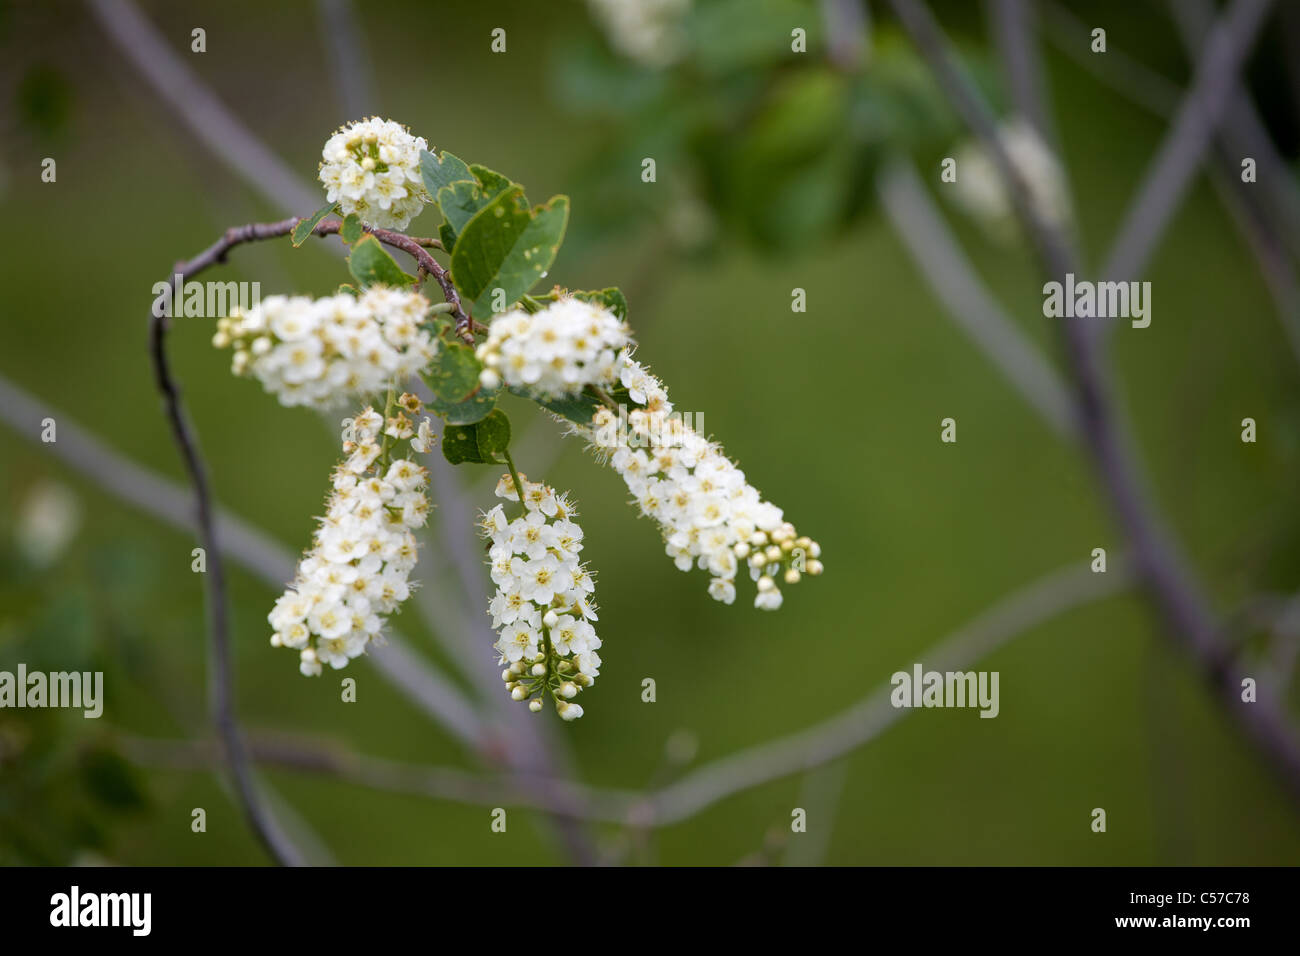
[2,0,1300,865]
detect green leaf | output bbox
[422,375,500,425]
[336,283,360,297]
[469,164,515,197]
[511,385,602,427]
[440,423,487,464]
[424,341,483,403]
[573,287,629,321]
[291,201,335,246]
[347,234,416,288]
[473,409,512,460]
[341,213,364,244]
[441,409,512,464]
[451,191,570,316]
[438,177,514,237]
[421,149,474,197]
[438,222,457,253]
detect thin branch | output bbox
[642,559,1133,826]
[876,158,1077,440]
[119,558,1139,827]
[120,733,629,823]
[1040,0,1300,367]
[149,255,304,867]
[316,0,376,119]
[1100,0,1277,284]
[86,0,322,215]
[890,0,1300,804]
[990,0,1051,140]
[1040,2,1183,117]
[1168,0,1300,261]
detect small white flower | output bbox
[476,298,632,400]
[577,358,821,609]
[319,117,431,230]
[218,288,439,410]
[479,479,603,719]
[269,411,429,676]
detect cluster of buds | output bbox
[734,525,824,610]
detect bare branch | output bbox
[119,558,1138,827]
[1101,0,1276,283]
[86,0,322,215]
[1040,0,1300,366]
[149,260,304,867]
[316,0,377,119]
[990,0,1051,140]
[890,0,1300,804]
[643,559,1133,826]
[877,158,1077,440]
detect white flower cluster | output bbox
[950,118,1071,237]
[588,0,691,67]
[582,359,823,609]
[268,408,433,677]
[476,298,632,399]
[319,117,430,230]
[214,287,438,409]
[480,475,601,721]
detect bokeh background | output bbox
[3,0,1300,865]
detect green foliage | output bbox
[450,190,569,316]
[419,148,473,196]
[511,386,600,427]
[441,409,511,465]
[291,201,336,246]
[341,213,364,244]
[567,287,629,321]
[437,176,513,238]
[424,341,483,404]
[347,234,417,288]
[549,15,984,255]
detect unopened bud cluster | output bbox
[476,298,632,398]
[214,287,438,408]
[581,358,823,609]
[268,407,433,676]
[481,475,601,720]
[319,117,431,230]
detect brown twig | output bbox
[150,236,305,868]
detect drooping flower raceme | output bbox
[269,408,433,677]
[579,358,823,610]
[318,117,431,230]
[214,287,438,409]
[480,475,601,720]
[476,297,632,398]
